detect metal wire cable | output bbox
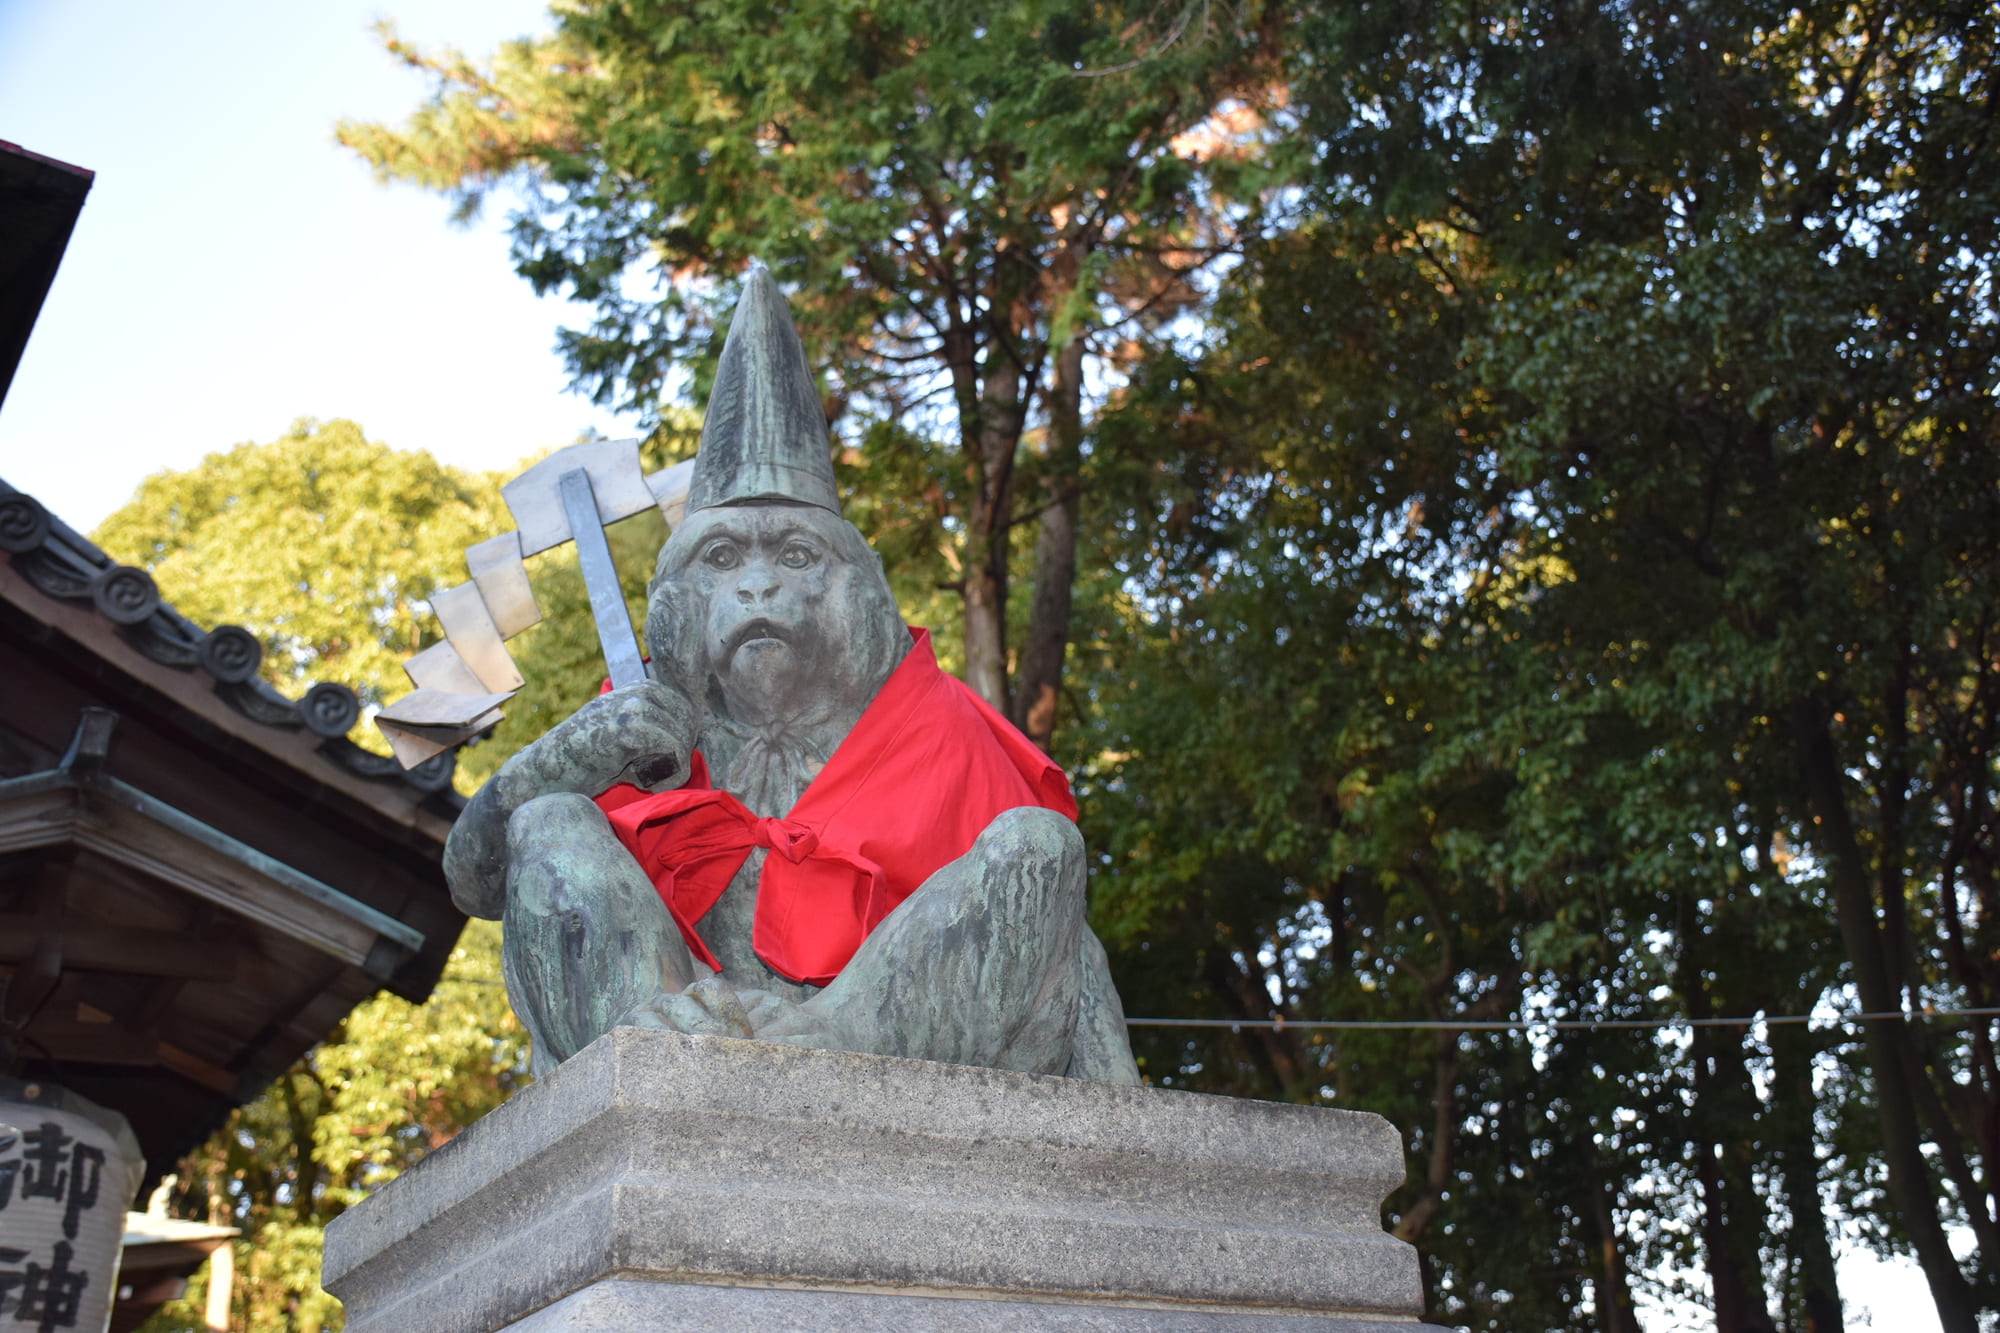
[1124,1008,2000,1032]
[438,973,2000,1034]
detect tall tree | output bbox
[338,0,1296,746]
[1079,0,2000,1327]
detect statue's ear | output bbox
[641,569,701,693]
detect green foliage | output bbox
[1078,1,2000,1328]
[340,0,1297,730]
[94,419,507,725]
[341,0,1286,414]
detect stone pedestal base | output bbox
[322,1029,1423,1331]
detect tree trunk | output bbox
[962,359,1021,713]
[1770,1020,1844,1333]
[1584,1150,1638,1333]
[1691,1074,1778,1333]
[1793,698,1980,1332]
[1013,337,1086,749]
[1390,1027,1457,1244]
[1200,948,1306,1093]
[1680,901,1778,1333]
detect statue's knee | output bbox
[977,806,1083,858]
[970,807,1085,889]
[507,791,611,849]
[504,793,625,917]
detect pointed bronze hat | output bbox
[686,267,841,516]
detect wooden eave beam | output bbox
[0,775,423,974]
[12,1015,236,1093]
[0,918,240,981]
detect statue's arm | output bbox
[444,680,696,918]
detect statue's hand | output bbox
[444,680,696,918]
[509,680,697,797]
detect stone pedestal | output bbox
[321,1028,1424,1330]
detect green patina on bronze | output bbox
[444,273,1138,1084]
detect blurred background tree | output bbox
[94,418,506,713]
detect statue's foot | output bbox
[736,986,842,1048]
[616,979,842,1049]
[617,976,754,1039]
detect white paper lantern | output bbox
[0,1079,146,1333]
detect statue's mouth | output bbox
[722,617,793,664]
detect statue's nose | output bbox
[736,564,783,603]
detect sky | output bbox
[0,0,624,535]
[0,4,1961,1328]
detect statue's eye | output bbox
[702,542,740,570]
[779,542,819,570]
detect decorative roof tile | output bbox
[0,478,462,798]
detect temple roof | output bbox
[0,137,473,1186]
[0,141,91,411]
[0,479,464,800]
[0,480,470,1180]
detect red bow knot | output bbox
[754,818,819,861]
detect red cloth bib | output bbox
[594,629,1075,986]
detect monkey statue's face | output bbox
[687,504,841,726]
[644,498,911,807]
